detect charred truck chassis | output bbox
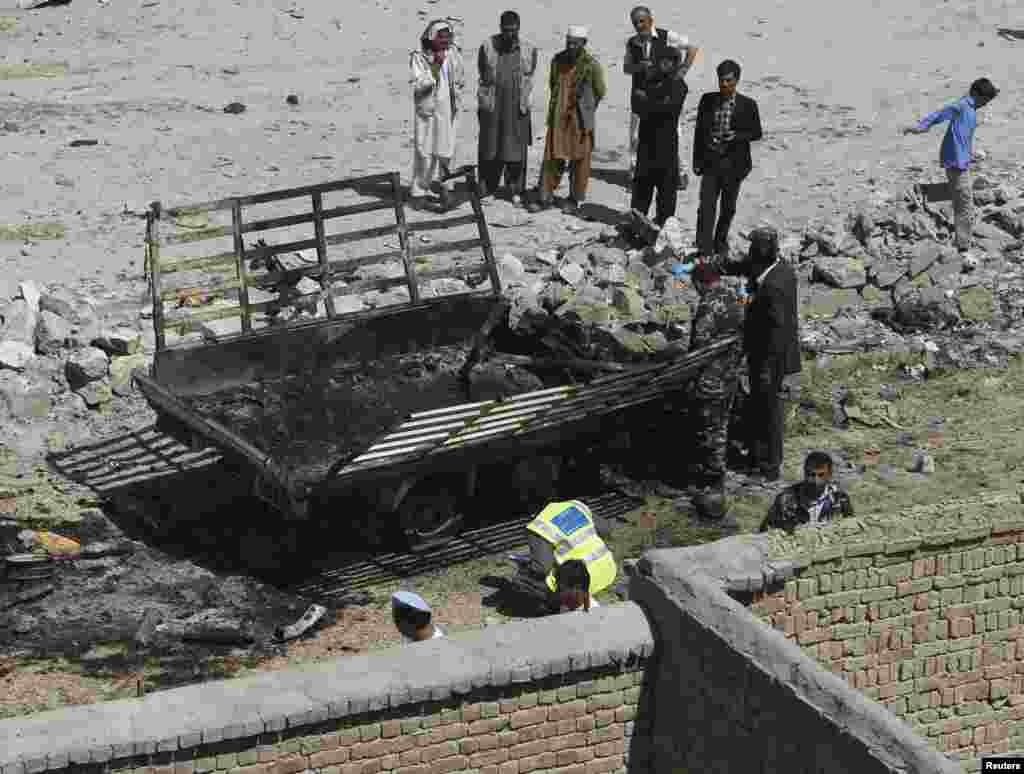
[134,169,740,550]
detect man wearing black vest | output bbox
[693,59,762,260]
[623,6,699,190]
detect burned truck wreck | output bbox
[133,170,739,551]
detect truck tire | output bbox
[396,475,468,552]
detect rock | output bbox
[595,327,653,360]
[973,220,1014,244]
[65,346,110,389]
[294,277,321,295]
[17,281,41,312]
[428,278,470,296]
[927,253,964,285]
[362,288,409,307]
[870,263,906,289]
[561,245,590,266]
[0,341,35,371]
[92,326,142,356]
[958,286,994,322]
[286,94,300,106]
[497,255,527,287]
[595,264,627,285]
[986,207,1024,238]
[962,253,979,273]
[907,242,949,278]
[558,262,586,288]
[200,319,243,341]
[109,353,148,396]
[0,299,38,346]
[860,285,887,308]
[802,288,861,318]
[892,291,959,332]
[653,217,687,258]
[541,284,574,312]
[534,249,558,266]
[810,218,847,256]
[812,257,866,288]
[76,380,113,408]
[34,310,72,355]
[612,287,646,319]
[354,261,404,281]
[332,295,367,314]
[0,372,50,419]
[993,184,1020,206]
[589,245,628,267]
[641,332,670,352]
[650,302,691,326]
[849,210,875,245]
[625,260,655,294]
[909,449,935,475]
[223,102,246,114]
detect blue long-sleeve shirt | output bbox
[916,95,977,171]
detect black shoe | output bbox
[558,197,579,214]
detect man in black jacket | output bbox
[630,47,687,225]
[693,59,763,260]
[741,226,800,482]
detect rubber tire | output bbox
[396,476,468,552]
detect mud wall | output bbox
[746,491,1024,772]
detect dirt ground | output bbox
[2,0,1024,720]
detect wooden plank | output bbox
[159,251,238,274]
[160,173,396,218]
[147,203,166,351]
[312,191,336,317]
[163,226,231,245]
[231,200,252,334]
[239,199,395,236]
[464,167,502,297]
[391,171,420,304]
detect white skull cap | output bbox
[567,25,588,39]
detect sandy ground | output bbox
[0,0,1022,293]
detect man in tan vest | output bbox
[476,11,539,206]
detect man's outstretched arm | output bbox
[904,103,959,134]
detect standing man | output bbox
[410,20,466,212]
[477,11,539,205]
[693,59,762,260]
[687,261,744,520]
[623,6,699,190]
[904,78,1000,256]
[527,26,606,215]
[741,227,800,483]
[630,47,687,225]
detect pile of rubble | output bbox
[0,280,151,427]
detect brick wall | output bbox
[749,525,1024,772]
[634,544,962,774]
[31,666,646,774]
[0,605,655,774]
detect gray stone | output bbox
[109,353,148,396]
[849,210,875,245]
[354,261,404,281]
[92,326,142,356]
[39,287,93,324]
[0,299,38,346]
[811,217,847,255]
[869,263,905,289]
[589,245,628,267]
[985,207,1024,238]
[34,310,72,355]
[812,257,866,288]
[974,220,1014,243]
[0,340,35,370]
[65,346,110,389]
[498,255,527,287]
[612,287,646,319]
[17,280,41,312]
[561,244,590,266]
[802,288,861,318]
[558,262,586,288]
[595,263,627,285]
[428,277,470,296]
[860,286,887,308]
[293,276,321,296]
[534,249,558,266]
[200,319,242,341]
[907,242,946,278]
[0,372,50,419]
[927,255,964,284]
[76,380,113,408]
[332,295,367,314]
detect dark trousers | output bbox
[696,172,744,256]
[479,158,527,196]
[631,166,679,226]
[744,357,785,475]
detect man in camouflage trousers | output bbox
[687,261,744,520]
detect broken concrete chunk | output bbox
[65,346,109,389]
[0,299,38,346]
[34,309,72,355]
[0,340,35,370]
[109,353,148,396]
[92,326,143,356]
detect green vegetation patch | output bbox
[0,223,65,241]
[0,63,66,80]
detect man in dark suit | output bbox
[741,226,800,482]
[692,59,763,260]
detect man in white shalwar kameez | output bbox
[410,20,465,211]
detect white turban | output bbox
[567,25,588,39]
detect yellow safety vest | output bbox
[525,500,617,594]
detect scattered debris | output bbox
[909,449,936,475]
[223,102,246,114]
[286,94,299,105]
[68,139,98,147]
[274,603,326,642]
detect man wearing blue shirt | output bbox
[904,78,999,254]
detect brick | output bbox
[509,740,547,760]
[584,757,622,774]
[271,757,305,774]
[577,717,595,733]
[594,740,625,759]
[497,763,520,774]
[381,721,402,739]
[548,700,587,722]
[428,756,470,774]
[470,750,509,768]
[510,707,548,729]
[310,749,350,768]
[399,749,423,766]
[470,719,508,736]
[420,742,460,764]
[518,752,557,773]
[549,733,588,753]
